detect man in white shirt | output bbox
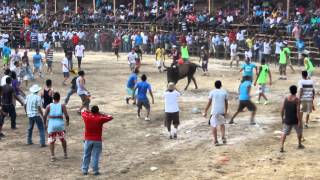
[164,82,181,139]
[245,49,252,62]
[263,38,271,63]
[298,71,315,128]
[61,55,70,85]
[203,80,228,145]
[230,41,238,67]
[74,41,85,69]
[1,69,11,86]
[38,32,44,49]
[236,29,246,48]
[274,39,283,60]
[128,48,138,71]
[223,34,230,59]
[142,33,148,54]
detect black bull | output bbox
[163,62,201,90]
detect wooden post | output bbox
[133,0,136,14]
[247,0,250,15]
[177,0,180,10]
[287,0,290,20]
[93,0,96,12]
[75,0,78,13]
[208,0,211,14]
[44,0,47,19]
[113,0,116,15]
[54,0,57,14]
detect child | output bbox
[280,85,304,152]
[46,46,54,74]
[81,106,113,175]
[61,55,70,85]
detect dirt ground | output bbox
[0,51,320,180]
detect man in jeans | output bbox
[0,77,17,137]
[25,84,46,147]
[64,75,78,105]
[81,105,113,175]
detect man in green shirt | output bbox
[254,59,272,105]
[302,53,314,79]
[181,43,189,63]
[279,43,291,80]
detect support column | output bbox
[133,0,136,14]
[93,0,96,12]
[287,0,290,20]
[208,0,211,14]
[177,0,180,10]
[247,0,250,15]
[75,0,78,13]
[44,0,47,19]
[113,0,116,15]
[54,0,57,14]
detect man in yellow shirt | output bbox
[155,46,165,72]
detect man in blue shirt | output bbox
[135,34,143,47]
[2,43,11,69]
[133,74,154,121]
[33,48,43,78]
[240,59,257,82]
[126,68,139,105]
[229,76,257,125]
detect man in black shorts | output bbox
[229,76,257,125]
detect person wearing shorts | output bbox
[46,46,54,73]
[133,74,154,121]
[230,76,257,125]
[298,71,315,128]
[164,82,181,139]
[44,92,70,162]
[128,49,138,71]
[61,55,70,85]
[76,71,90,112]
[280,85,304,152]
[126,68,139,104]
[32,48,43,78]
[254,59,272,105]
[203,80,228,145]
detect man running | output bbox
[32,48,43,78]
[240,58,257,82]
[229,41,238,67]
[203,80,228,146]
[298,71,315,128]
[254,59,272,105]
[199,46,209,75]
[229,76,257,125]
[133,74,154,121]
[112,36,121,61]
[126,68,139,104]
[280,85,304,152]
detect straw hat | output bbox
[29,84,41,93]
[168,82,175,91]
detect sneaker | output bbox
[298,144,305,149]
[255,100,261,104]
[145,117,151,121]
[27,142,34,145]
[125,97,129,104]
[264,101,269,105]
[304,124,309,128]
[40,144,47,148]
[93,172,100,176]
[228,119,234,124]
[0,132,5,137]
[82,172,88,176]
[222,138,227,144]
[250,121,256,125]
[173,133,177,139]
[169,135,173,139]
[280,147,284,153]
[214,141,220,146]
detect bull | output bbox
[163,62,200,90]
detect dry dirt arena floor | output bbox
[1,51,320,180]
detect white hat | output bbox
[172,45,177,48]
[29,84,41,93]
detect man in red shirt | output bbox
[81,105,113,176]
[72,33,80,47]
[112,36,121,61]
